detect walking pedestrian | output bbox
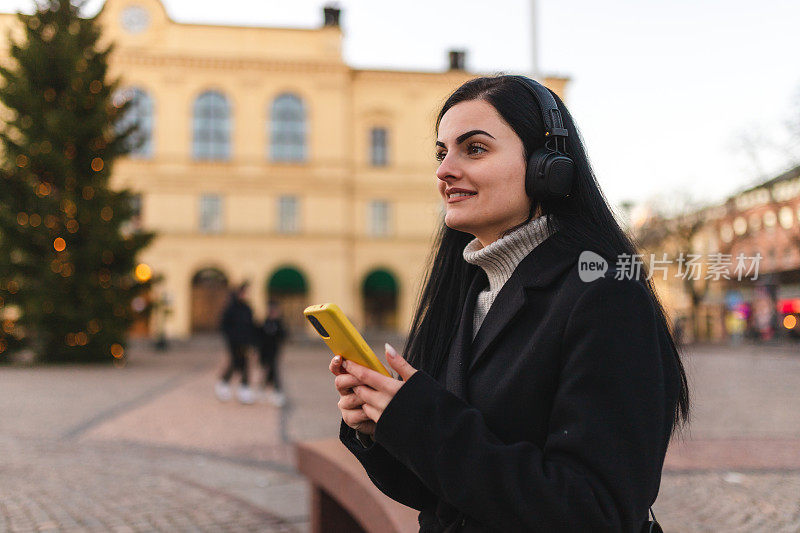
[217,282,257,404]
[257,300,288,406]
[330,75,690,532]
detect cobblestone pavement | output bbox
[654,344,800,531]
[0,336,308,533]
[656,471,800,532]
[1,338,799,532]
[0,435,297,533]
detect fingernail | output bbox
[333,355,341,364]
[385,343,398,358]
[341,360,347,369]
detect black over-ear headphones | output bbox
[510,75,575,200]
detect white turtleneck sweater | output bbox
[462,215,554,339]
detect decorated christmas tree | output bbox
[0,0,155,363]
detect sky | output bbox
[1,0,799,209]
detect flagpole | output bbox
[531,0,540,80]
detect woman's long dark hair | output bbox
[403,75,690,433]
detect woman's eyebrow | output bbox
[435,129,495,148]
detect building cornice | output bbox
[112,52,347,74]
[146,231,434,246]
[351,68,477,83]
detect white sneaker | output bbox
[269,391,287,407]
[237,385,255,405]
[214,381,232,402]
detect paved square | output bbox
[1,337,798,531]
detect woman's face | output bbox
[435,99,531,247]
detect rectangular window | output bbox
[369,200,390,237]
[199,194,222,233]
[278,195,299,233]
[370,127,388,167]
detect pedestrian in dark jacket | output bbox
[330,75,690,532]
[257,300,288,406]
[217,281,257,404]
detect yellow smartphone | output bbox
[303,303,391,377]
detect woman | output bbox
[330,75,689,532]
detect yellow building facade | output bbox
[1,0,567,339]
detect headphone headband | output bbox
[512,75,576,200]
[511,76,568,139]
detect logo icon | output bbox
[578,251,607,282]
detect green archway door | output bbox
[362,269,399,331]
[191,268,230,333]
[266,266,308,338]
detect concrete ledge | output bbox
[295,438,419,533]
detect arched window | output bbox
[116,87,153,157]
[361,268,399,330]
[270,93,306,162]
[193,91,231,160]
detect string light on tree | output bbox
[134,263,152,283]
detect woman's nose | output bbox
[436,153,462,182]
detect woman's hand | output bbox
[341,343,418,427]
[330,343,418,435]
[331,354,376,435]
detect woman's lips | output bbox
[447,193,477,204]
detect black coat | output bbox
[258,317,287,356]
[220,296,256,346]
[341,233,681,532]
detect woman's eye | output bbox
[435,144,485,161]
[468,144,487,155]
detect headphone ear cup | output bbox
[525,148,574,200]
[525,148,553,198]
[544,154,575,198]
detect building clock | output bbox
[120,5,150,34]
